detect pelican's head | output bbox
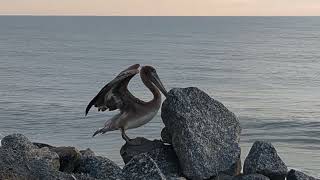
[141,66,168,97]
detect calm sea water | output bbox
[0,17,319,177]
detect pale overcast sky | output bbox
[0,0,320,16]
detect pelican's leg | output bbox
[120,128,142,146]
[120,128,131,142]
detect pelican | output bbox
[85,64,167,144]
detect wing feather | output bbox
[85,64,140,116]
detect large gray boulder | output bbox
[287,169,319,180]
[123,153,167,180]
[120,137,181,178]
[161,87,242,180]
[0,134,76,180]
[75,155,124,180]
[243,141,287,180]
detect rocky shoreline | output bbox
[0,87,318,180]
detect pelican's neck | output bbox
[141,72,161,102]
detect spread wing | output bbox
[85,64,140,116]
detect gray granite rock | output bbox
[0,134,82,180]
[2,133,36,151]
[287,169,319,180]
[123,153,166,180]
[120,137,182,178]
[243,141,287,180]
[76,155,123,180]
[161,87,242,180]
[0,134,111,180]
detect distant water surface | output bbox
[0,17,319,177]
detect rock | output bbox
[33,142,55,149]
[0,134,80,180]
[80,148,95,157]
[123,153,166,180]
[28,147,61,171]
[213,173,234,180]
[75,155,123,179]
[51,146,81,173]
[161,127,172,144]
[239,174,271,180]
[243,141,287,180]
[73,173,99,180]
[287,169,319,180]
[120,137,164,163]
[2,133,35,150]
[212,174,270,180]
[120,137,181,178]
[161,87,242,180]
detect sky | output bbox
[0,0,320,16]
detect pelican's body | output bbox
[85,64,167,143]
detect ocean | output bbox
[0,16,319,177]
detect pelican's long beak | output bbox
[151,72,168,97]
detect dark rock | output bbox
[243,141,287,180]
[33,142,55,149]
[239,174,270,180]
[212,173,234,180]
[73,173,99,180]
[80,148,95,157]
[212,173,270,180]
[120,137,181,178]
[287,169,319,180]
[123,153,166,180]
[121,137,164,163]
[51,146,81,173]
[76,155,123,179]
[161,87,242,180]
[161,127,172,144]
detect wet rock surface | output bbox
[121,137,182,178]
[161,87,242,179]
[243,141,287,180]
[287,169,319,180]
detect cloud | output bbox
[0,0,319,16]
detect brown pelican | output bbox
[85,64,167,144]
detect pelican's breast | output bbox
[125,107,159,130]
